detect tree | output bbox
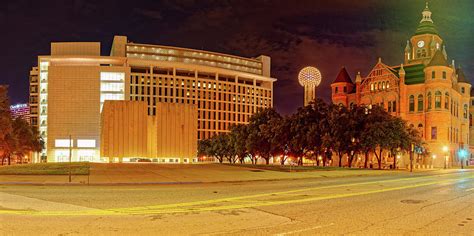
[246,108,282,165]
[306,99,330,166]
[323,104,351,167]
[228,124,249,164]
[286,105,314,166]
[345,105,366,168]
[363,106,397,169]
[0,85,13,165]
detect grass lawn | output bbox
[0,162,90,175]
[224,164,370,172]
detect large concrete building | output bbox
[29,37,275,163]
[330,3,472,168]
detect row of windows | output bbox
[370,81,390,92]
[130,76,271,97]
[408,93,467,118]
[334,86,347,94]
[431,71,447,80]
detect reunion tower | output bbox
[298,66,322,106]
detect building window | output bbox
[409,95,415,112]
[418,124,424,138]
[432,71,435,79]
[343,86,347,93]
[470,113,473,127]
[370,83,374,91]
[435,91,441,108]
[386,82,390,89]
[431,127,437,140]
[442,71,447,79]
[382,82,386,90]
[462,87,465,94]
[427,92,432,110]
[388,101,392,112]
[392,101,396,112]
[464,104,468,119]
[55,139,72,148]
[417,95,423,112]
[445,92,449,109]
[77,139,96,148]
[335,87,338,94]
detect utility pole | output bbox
[410,143,414,172]
[69,134,72,183]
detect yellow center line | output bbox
[1,174,472,216]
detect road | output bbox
[0,169,473,235]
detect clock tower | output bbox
[405,2,444,65]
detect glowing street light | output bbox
[442,146,449,169]
[298,66,322,106]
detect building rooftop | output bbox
[427,50,449,67]
[332,67,353,84]
[457,67,468,83]
[392,63,425,85]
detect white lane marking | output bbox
[274,223,335,236]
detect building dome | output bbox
[298,66,322,87]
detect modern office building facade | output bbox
[29,37,275,162]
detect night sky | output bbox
[1,0,473,115]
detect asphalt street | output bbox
[0,169,473,235]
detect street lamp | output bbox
[442,146,449,169]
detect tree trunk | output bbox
[338,151,343,167]
[265,157,270,165]
[348,153,354,168]
[8,154,11,165]
[377,150,382,170]
[392,151,397,169]
[364,151,369,169]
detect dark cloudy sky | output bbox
[1,0,473,114]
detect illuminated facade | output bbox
[29,37,275,162]
[331,3,471,168]
[10,103,30,123]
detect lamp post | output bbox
[442,146,448,169]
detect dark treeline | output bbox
[0,86,43,165]
[198,99,424,169]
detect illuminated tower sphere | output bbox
[298,66,322,106]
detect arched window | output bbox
[417,95,423,111]
[382,82,386,90]
[409,95,415,112]
[370,83,374,91]
[435,91,441,108]
[445,92,449,109]
[418,124,423,138]
[464,104,468,119]
[386,82,390,89]
[432,71,435,79]
[416,48,427,58]
[427,92,432,110]
[378,82,381,90]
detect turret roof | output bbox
[427,50,448,67]
[457,67,468,83]
[332,67,353,84]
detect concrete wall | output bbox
[101,101,198,163]
[51,42,100,56]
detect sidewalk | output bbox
[0,163,450,185]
